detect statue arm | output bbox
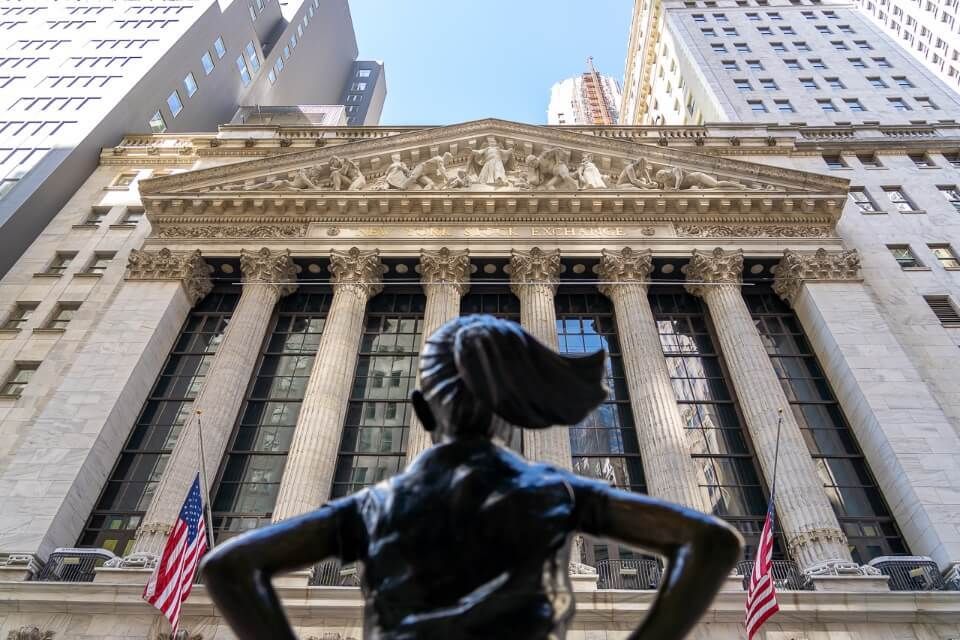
[572,478,742,640]
[200,496,363,640]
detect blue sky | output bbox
[348,0,634,126]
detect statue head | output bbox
[653,168,673,186]
[329,156,344,170]
[525,154,540,169]
[485,138,498,148]
[582,153,594,164]
[410,315,607,442]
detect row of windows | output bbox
[31,250,117,278]
[149,35,226,133]
[826,152,954,170]
[745,95,938,113]
[9,96,101,111]
[702,22,857,37]
[887,243,960,270]
[848,184,960,214]
[1,301,80,333]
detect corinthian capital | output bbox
[126,248,213,305]
[329,247,383,298]
[240,247,298,297]
[684,248,743,298]
[597,248,653,297]
[509,247,561,296]
[420,248,470,296]
[773,248,861,305]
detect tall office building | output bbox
[547,59,623,125]
[0,0,385,277]
[854,0,960,93]
[621,0,960,125]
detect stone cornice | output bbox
[124,248,213,305]
[420,248,470,296]
[240,248,298,297]
[684,248,744,297]
[597,248,654,297]
[509,248,562,296]
[329,247,383,298]
[773,248,862,305]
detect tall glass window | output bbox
[746,291,907,562]
[330,292,425,498]
[211,290,330,541]
[79,289,238,554]
[651,291,769,559]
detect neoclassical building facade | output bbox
[1,118,960,639]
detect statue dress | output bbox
[468,141,513,185]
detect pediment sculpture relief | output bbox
[216,138,770,194]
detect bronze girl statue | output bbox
[201,315,742,639]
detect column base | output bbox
[809,575,891,592]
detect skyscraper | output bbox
[0,0,384,276]
[547,58,623,125]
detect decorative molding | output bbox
[773,248,862,305]
[597,248,653,297]
[329,247,383,298]
[154,224,309,239]
[125,248,213,305]
[155,632,202,640]
[803,559,881,578]
[103,551,158,570]
[2,553,41,573]
[675,223,833,238]
[509,247,561,296]
[786,527,850,562]
[683,248,743,298]
[7,627,53,640]
[305,635,358,640]
[240,248,298,297]
[419,248,470,296]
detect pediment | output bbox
[139,119,847,228]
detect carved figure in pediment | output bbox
[329,156,366,191]
[446,168,474,189]
[241,167,319,191]
[576,153,608,189]
[371,153,411,190]
[467,138,514,186]
[616,157,658,189]
[525,148,578,191]
[405,152,454,190]
[653,166,751,191]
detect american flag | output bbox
[143,473,208,633]
[744,494,780,639]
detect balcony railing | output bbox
[309,559,362,587]
[35,548,116,583]
[596,559,663,590]
[869,556,952,591]
[736,560,812,591]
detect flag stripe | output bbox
[745,496,780,639]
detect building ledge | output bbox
[72,273,103,279]
[31,328,65,335]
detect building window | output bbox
[290,34,297,49]
[780,26,795,34]
[942,152,959,168]
[84,252,115,275]
[816,24,832,33]
[915,97,939,110]
[747,293,907,562]
[883,187,920,212]
[817,98,838,112]
[121,207,144,224]
[794,41,811,52]
[267,69,276,85]
[722,27,738,36]
[888,245,923,268]
[236,55,251,86]
[282,45,290,60]
[826,77,845,89]
[248,4,256,21]
[81,291,238,554]
[758,26,773,35]
[771,41,787,52]
[2,302,36,330]
[854,40,873,50]
[86,206,110,225]
[213,36,226,59]
[735,79,752,92]
[1,363,37,397]
[873,57,892,68]
[837,24,854,33]
[746,60,764,70]
[909,153,936,168]
[183,72,197,98]
[844,98,866,112]
[723,60,739,70]
[887,97,911,111]
[165,90,182,118]
[800,77,818,89]
[201,51,214,75]
[760,78,778,89]
[924,295,960,327]
[711,43,728,53]
[42,252,76,276]
[331,292,425,499]
[747,100,767,113]
[112,172,138,188]
[867,76,887,88]
[148,109,166,133]
[940,185,960,212]
[784,59,802,70]
[849,187,881,213]
[823,154,848,169]
[857,154,883,168]
[357,69,371,78]
[734,42,751,52]
[273,57,283,75]
[244,41,260,73]
[774,99,795,112]
[893,76,914,88]
[848,57,866,68]
[929,245,960,269]
[653,291,769,559]
[45,302,79,330]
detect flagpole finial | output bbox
[777,407,783,415]
[196,409,203,415]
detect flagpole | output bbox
[195,410,216,548]
[770,408,783,497]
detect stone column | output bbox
[271,248,382,521]
[509,248,572,470]
[131,248,297,558]
[776,249,960,573]
[685,248,851,571]
[597,248,708,511]
[405,248,470,463]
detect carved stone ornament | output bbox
[7,627,53,640]
[674,223,833,238]
[773,248,862,305]
[2,553,41,573]
[683,248,744,298]
[305,635,358,640]
[802,559,880,578]
[420,248,470,296]
[103,551,158,569]
[155,632,202,640]
[786,528,849,564]
[155,224,308,239]
[329,247,383,298]
[597,248,654,297]
[509,247,562,296]
[240,247,298,297]
[125,248,214,305]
